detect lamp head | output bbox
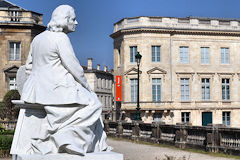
[135,52,142,65]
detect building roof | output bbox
[0,0,26,11]
[114,16,240,25]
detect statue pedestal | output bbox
[11,100,123,160]
[14,152,123,160]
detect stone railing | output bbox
[114,16,240,33]
[104,121,240,156]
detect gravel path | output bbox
[1,139,236,160]
[107,138,236,160]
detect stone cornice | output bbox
[110,27,240,39]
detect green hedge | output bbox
[0,135,12,150]
[0,135,13,157]
[0,130,14,135]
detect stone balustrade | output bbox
[113,16,240,33]
[104,120,240,156]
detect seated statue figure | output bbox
[20,5,111,155]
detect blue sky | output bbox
[9,0,240,69]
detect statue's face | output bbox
[65,11,78,33]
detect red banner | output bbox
[116,76,122,101]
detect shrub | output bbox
[1,90,20,120]
[0,135,13,150]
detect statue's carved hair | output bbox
[47,5,74,32]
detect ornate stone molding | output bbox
[176,72,195,80]
[4,65,19,77]
[147,67,167,74]
[124,67,142,75]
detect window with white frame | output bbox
[9,77,17,90]
[130,46,137,63]
[180,78,190,101]
[152,46,160,62]
[221,48,229,64]
[152,78,161,102]
[179,46,189,64]
[222,111,230,126]
[10,42,21,61]
[130,113,136,120]
[202,78,210,101]
[201,47,209,64]
[181,112,190,123]
[130,78,138,102]
[222,78,230,100]
[153,112,162,122]
[118,49,121,66]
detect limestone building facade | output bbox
[111,16,240,127]
[84,58,113,120]
[0,0,45,100]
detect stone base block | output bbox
[13,152,123,160]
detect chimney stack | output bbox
[87,58,93,70]
[97,64,100,70]
[104,65,108,72]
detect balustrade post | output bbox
[175,124,188,149]
[151,122,160,142]
[103,120,110,134]
[117,121,123,138]
[132,121,141,141]
[206,124,220,153]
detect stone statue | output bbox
[14,5,112,156]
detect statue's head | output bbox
[47,5,78,34]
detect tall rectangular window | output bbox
[201,47,209,64]
[130,46,137,62]
[152,78,161,102]
[152,46,160,62]
[130,78,138,102]
[221,48,229,64]
[180,78,190,101]
[180,46,189,64]
[181,112,190,123]
[202,78,210,101]
[222,78,230,100]
[118,49,121,66]
[9,77,17,90]
[222,111,230,126]
[153,113,162,122]
[10,42,21,61]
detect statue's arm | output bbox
[57,34,91,92]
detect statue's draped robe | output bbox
[21,30,109,155]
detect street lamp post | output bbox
[135,52,142,121]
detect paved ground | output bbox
[107,138,237,160]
